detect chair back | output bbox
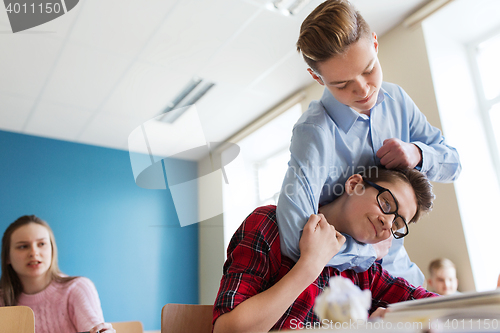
[161,304,213,333]
[110,320,143,333]
[0,306,35,333]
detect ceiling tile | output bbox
[28,2,82,36]
[198,8,299,87]
[23,99,94,141]
[128,106,210,160]
[100,61,195,122]
[269,0,324,23]
[352,0,427,36]
[0,4,10,27]
[42,41,130,110]
[78,112,141,151]
[243,0,268,5]
[69,0,177,58]
[201,89,278,143]
[0,93,36,132]
[193,82,247,142]
[0,34,64,98]
[139,0,258,71]
[250,51,310,96]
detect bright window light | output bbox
[488,102,500,151]
[221,103,302,254]
[476,33,500,100]
[256,149,290,204]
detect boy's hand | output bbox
[369,307,388,319]
[299,214,346,273]
[371,236,392,260]
[376,138,422,169]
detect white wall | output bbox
[198,154,225,305]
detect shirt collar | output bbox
[320,86,394,133]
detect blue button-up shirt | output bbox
[276,82,461,286]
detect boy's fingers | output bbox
[317,213,327,226]
[376,139,392,157]
[336,231,346,245]
[305,214,321,231]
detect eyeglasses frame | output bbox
[361,177,409,239]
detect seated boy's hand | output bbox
[299,214,346,272]
[376,138,422,169]
[369,307,388,319]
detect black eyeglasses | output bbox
[362,177,409,239]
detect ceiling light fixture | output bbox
[158,76,215,124]
[266,0,312,16]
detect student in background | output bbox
[0,215,115,333]
[427,258,459,295]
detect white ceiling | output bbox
[0,0,429,159]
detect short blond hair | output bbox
[296,0,371,73]
[429,258,456,276]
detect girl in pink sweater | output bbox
[0,215,115,333]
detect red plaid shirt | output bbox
[213,205,437,330]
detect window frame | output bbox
[467,27,500,182]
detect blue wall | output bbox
[0,130,199,330]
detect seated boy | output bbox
[213,168,437,332]
[427,258,459,295]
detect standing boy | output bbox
[276,0,461,286]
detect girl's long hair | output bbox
[1,215,77,305]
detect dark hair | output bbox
[361,167,434,223]
[296,0,372,73]
[1,215,76,305]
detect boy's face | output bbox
[428,267,458,295]
[326,175,417,244]
[308,33,383,114]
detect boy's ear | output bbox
[345,174,363,195]
[307,68,324,86]
[427,278,433,288]
[372,32,379,53]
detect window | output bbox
[423,1,500,291]
[471,31,500,163]
[255,148,290,206]
[221,103,302,253]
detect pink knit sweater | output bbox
[2,277,104,333]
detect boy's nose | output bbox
[379,214,393,230]
[354,78,370,97]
